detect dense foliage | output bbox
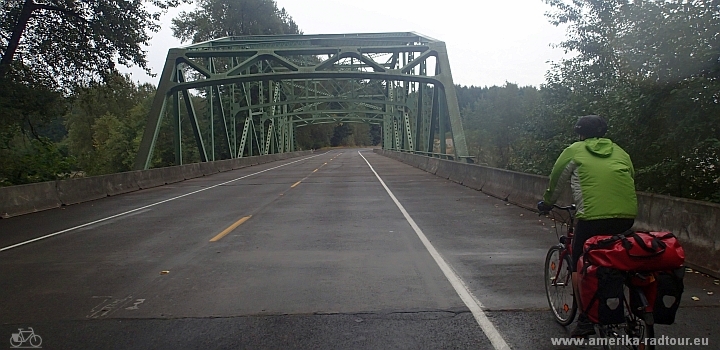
[172,0,300,41]
[0,0,184,185]
[459,0,720,202]
[0,0,187,85]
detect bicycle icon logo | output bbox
[9,328,42,348]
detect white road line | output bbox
[0,153,327,252]
[358,150,511,350]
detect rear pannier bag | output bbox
[629,273,658,318]
[653,267,685,324]
[583,231,685,272]
[579,264,626,325]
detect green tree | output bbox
[0,130,74,186]
[460,83,541,168]
[0,0,187,185]
[171,0,300,43]
[0,0,188,84]
[295,124,333,150]
[0,71,68,186]
[65,74,155,175]
[537,0,720,201]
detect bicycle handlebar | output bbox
[552,204,576,212]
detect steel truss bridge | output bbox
[133,32,470,170]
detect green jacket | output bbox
[543,138,638,220]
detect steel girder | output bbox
[133,32,469,170]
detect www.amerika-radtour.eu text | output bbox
[550,335,709,347]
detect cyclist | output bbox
[537,115,638,337]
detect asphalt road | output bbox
[0,149,717,349]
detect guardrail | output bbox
[375,149,720,277]
[389,149,476,163]
[0,151,313,219]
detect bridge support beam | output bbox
[134,32,470,170]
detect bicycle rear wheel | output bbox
[544,245,577,325]
[598,311,655,350]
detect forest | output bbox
[458,0,720,203]
[1,0,718,203]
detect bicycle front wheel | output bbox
[29,334,42,348]
[544,245,576,325]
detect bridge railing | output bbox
[0,151,314,219]
[390,148,475,163]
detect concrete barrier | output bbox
[477,167,513,200]
[199,162,218,176]
[447,162,470,184]
[136,168,165,189]
[245,156,260,166]
[426,158,440,174]
[462,166,486,191]
[215,159,234,172]
[0,150,312,219]
[56,177,107,205]
[375,149,720,277]
[397,152,412,165]
[181,163,203,180]
[160,166,185,184]
[416,155,430,172]
[234,157,254,168]
[0,182,61,218]
[102,171,141,196]
[434,159,452,179]
[269,154,282,162]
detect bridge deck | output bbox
[1,150,717,349]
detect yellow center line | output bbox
[289,156,334,190]
[210,215,252,242]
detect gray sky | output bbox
[120,0,569,88]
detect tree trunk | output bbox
[0,0,37,80]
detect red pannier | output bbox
[582,231,685,272]
[578,263,626,325]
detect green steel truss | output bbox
[133,32,469,170]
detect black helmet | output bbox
[574,115,607,138]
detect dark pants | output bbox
[572,218,635,271]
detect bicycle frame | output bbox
[12,328,35,343]
[548,204,576,288]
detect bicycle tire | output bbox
[598,311,655,350]
[9,336,22,348]
[29,334,42,348]
[544,245,577,326]
[640,312,655,350]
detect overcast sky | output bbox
[120,0,569,88]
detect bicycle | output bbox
[10,327,42,348]
[542,203,656,350]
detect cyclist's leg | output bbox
[571,219,635,336]
[571,220,596,336]
[572,219,633,304]
[571,223,585,312]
